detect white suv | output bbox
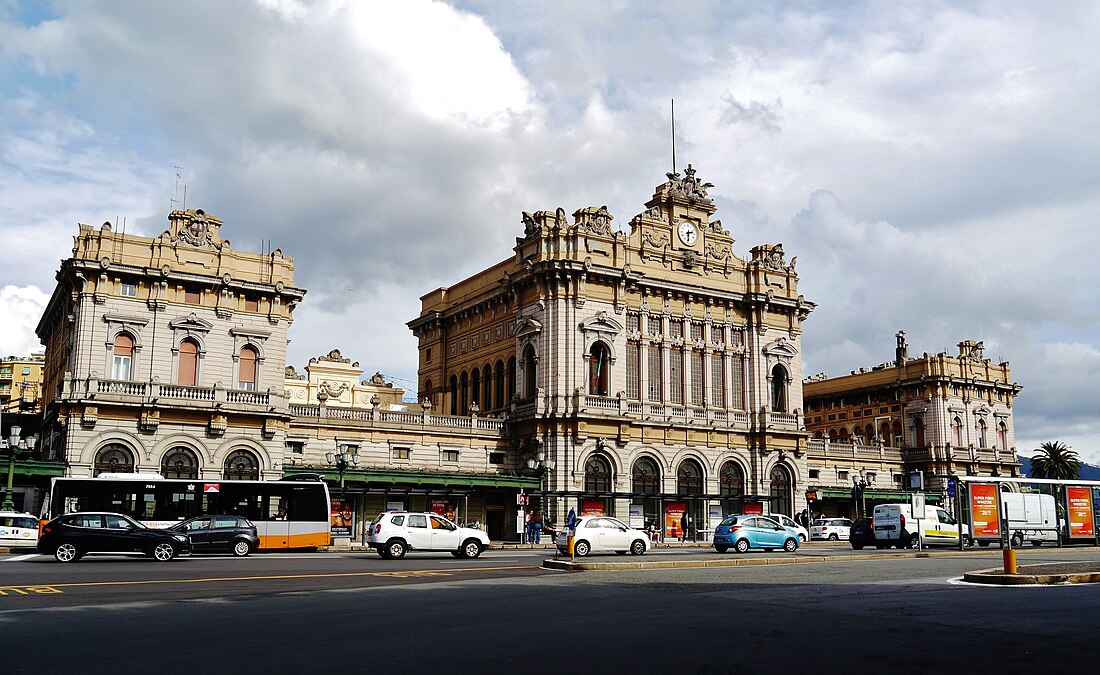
[367,512,490,559]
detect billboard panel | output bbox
[1067,487,1094,539]
[969,483,1000,539]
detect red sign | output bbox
[744,502,763,515]
[969,483,1000,538]
[1066,487,1094,538]
[582,500,605,516]
[203,483,220,493]
[665,502,686,539]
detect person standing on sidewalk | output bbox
[532,511,543,545]
[680,512,688,543]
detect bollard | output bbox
[1002,547,1017,574]
[567,534,575,557]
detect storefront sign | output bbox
[1066,487,1094,539]
[969,483,1000,539]
[666,502,686,539]
[330,497,353,537]
[744,502,763,515]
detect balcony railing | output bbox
[71,377,272,408]
[287,404,505,432]
[574,393,793,431]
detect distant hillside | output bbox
[1020,456,1100,480]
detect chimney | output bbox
[895,330,908,367]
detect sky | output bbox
[1,1,1098,462]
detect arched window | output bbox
[828,429,838,442]
[880,422,892,447]
[178,338,199,386]
[892,421,903,447]
[482,365,492,411]
[952,417,963,446]
[112,333,134,380]
[471,368,481,406]
[422,379,433,408]
[770,465,792,516]
[507,357,517,403]
[914,417,926,448]
[161,446,199,479]
[223,449,260,480]
[998,421,1008,451]
[852,425,863,442]
[719,461,744,515]
[977,418,988,448]
[838,427,849,442]
[771,364,789,412]
[523,345,537,398]
[449,375,458,415]
[238,346,258,391]
[677,459,703,495]
[584,454,612,493]
[94,443,135,476]
[494,360,505,409]
[460,371,469,414]
[589,341,611,396]
[631,457,660,494]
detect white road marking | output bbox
[2,554,40,562]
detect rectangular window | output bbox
[729,330,743,348]
[690,323,703,342]
[647,316,661,336]
[669,321,682,339]
[286,441,304,456]
[22,366,31,376]
[121,283,137,297]
[244,296,259,312]
[710,353,724,408]
[710,325,724,344]
[425,348,432,363]
[488,452,505,464]
[185,288,201,305]
[809,469,820,479]
[729,358,744,409]
[625,343,640,400]
[669,348,683,404]
[647,345,662,401]
[392,448,410,460]
[112,355,132,380]
[690,351,704,405]
[441,450,459,463]
[627,313,640,333]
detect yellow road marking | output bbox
[0,565,536,595]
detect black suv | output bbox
[38,512,192,562]
[169,515,259,556]
[849,517,876,550]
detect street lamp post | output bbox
[851,469,869,519]
[1,425,38,512]
[325,446,359,492]
[526,449,555,542]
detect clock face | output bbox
[678,221,698,245]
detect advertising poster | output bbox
[1066,487,1094,539]
[431,498,457,523]
[582,500,605,516]
[330,497,353,537]
[744,502,763,515]
[709,503,723,530]
[666,502,686,539]
[629,504,644,529]
[969,483,1000,538]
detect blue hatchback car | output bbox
[713,515,801,554]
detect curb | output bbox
[963,567,1100,585]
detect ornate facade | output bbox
[35,210,305,483]
[803,331,1023,519]
[409,166,816,537]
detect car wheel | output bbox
[630,539,646,556]
[386,540,407,559]
[460,539,482,559]
[907,534,919,549]
[714,544,729,553]
[799,533,806,542]
[978,540,990,547]
[1011,533,1024,548]
[828,533,838,541]
[963,535,974,547]
[231,540,251,557]
[54,541,80,563]
[734,538,750,554]
[783,538,798,553]
[574,540,591,557]
[851,543,864,550]
[152,541,177,562]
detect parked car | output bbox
[37,512,191,562]
[168,515,259,556]
[0,511,40,548]
[848,517,876,550]
[554,516,651,557]
[713,515,800,554]
[368,511,490,559]
[810,518,853,541]
[767,513,809,542]
[873,503,970,549]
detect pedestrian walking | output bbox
[680,511,688,543]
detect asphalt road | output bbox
[3,545,1098,674]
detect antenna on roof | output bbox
[671,98,677,173]
[171,166,183,211]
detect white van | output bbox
[0,512,40,548]
[873,503,970,549]
[999,492,1059,547]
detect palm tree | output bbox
[1029,441,1081,480]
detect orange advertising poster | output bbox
[666,502,686,539]
[1066,487,1094,539]
[969,483,1000,538]
[582,500,605,516]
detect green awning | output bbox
[817,487,942,503]
[12,460,68,477]
[282,466,539,489]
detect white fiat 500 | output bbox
[554,516,651,557]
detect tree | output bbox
[1029,441,1081,480]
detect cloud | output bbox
[0,286,49,356]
